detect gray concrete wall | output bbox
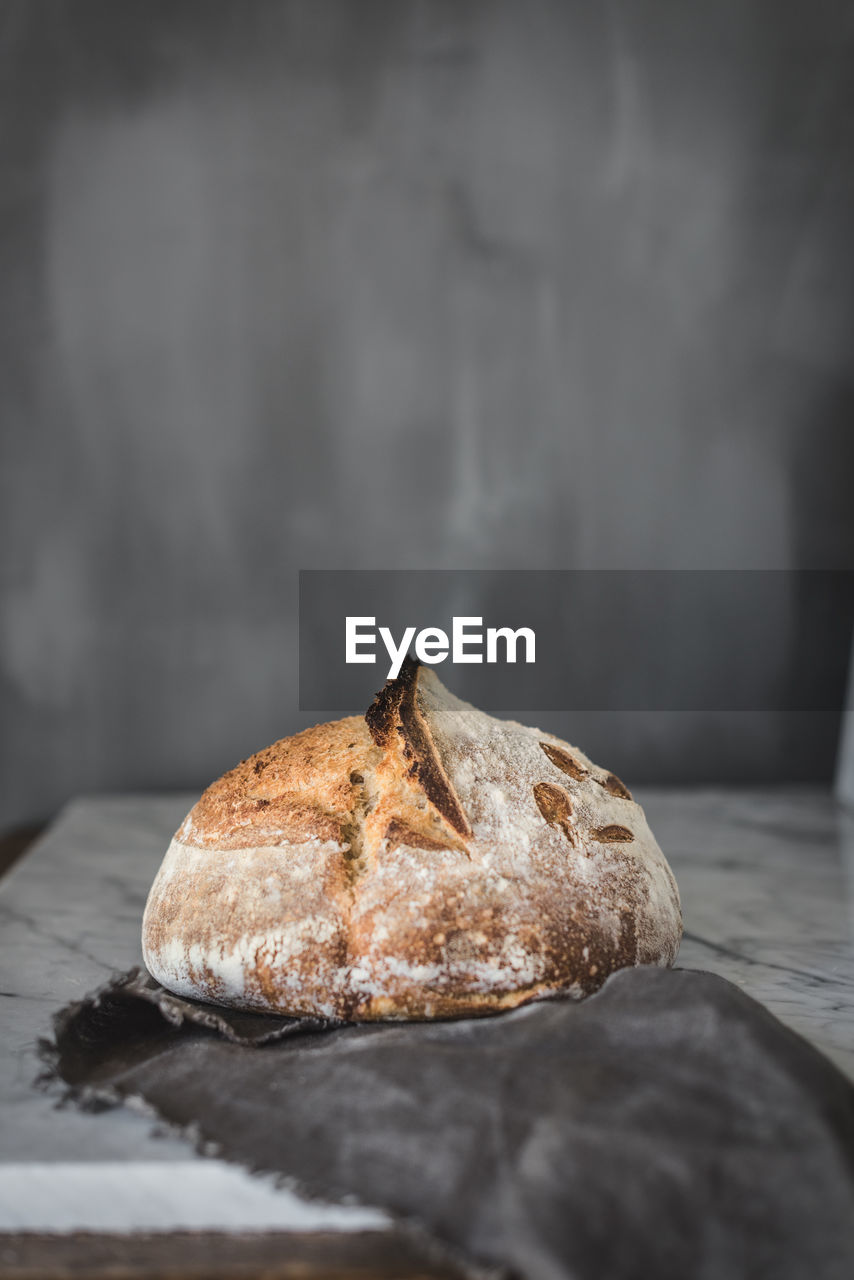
[2,0,854,826]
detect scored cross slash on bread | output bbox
[142,659,682,1020]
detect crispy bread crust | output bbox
[365,658,472,839]
[143,664,682,1020]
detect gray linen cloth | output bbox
[42,965,854,1280]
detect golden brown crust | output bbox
[180,717,377,850]
[366,656,472,839]
[143,664,682,1021]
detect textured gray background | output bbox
[2,0,854,827]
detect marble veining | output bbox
[0,788,852,1230]
[641,789,854,1079]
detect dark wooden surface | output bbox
[0,1231,468,1279]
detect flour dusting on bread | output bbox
[143,661,682,1020]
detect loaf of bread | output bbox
[142,661,682,1020]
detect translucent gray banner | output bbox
[299,570,854,712]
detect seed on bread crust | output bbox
[540,741,588,781]
[591,824,635,843]
[600,773,633,801]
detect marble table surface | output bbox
[1,788,852,1233]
